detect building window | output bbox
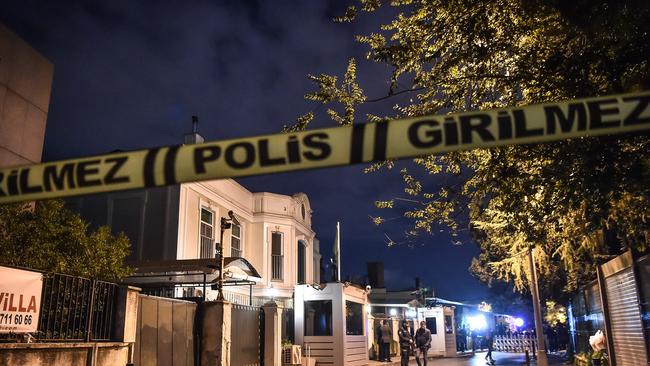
[297,240,306,284]
[200,208,214,259]
[426,317,437,335]
[304,300,332,336]
[231,223,242,257]
[345,301,364,335]
[301,204,306,220]
[271,231,283,281]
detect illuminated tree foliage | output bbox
[544,300,567,327]
[289,0,650,296]
[0,200,131,281]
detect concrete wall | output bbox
[0,23,53,168]
[0,342,130,366]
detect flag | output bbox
[332,222,341,282]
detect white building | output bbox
[69,161,320,305]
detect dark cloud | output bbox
[1,0,487,300]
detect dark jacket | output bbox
[415,327,432,348]
[380,324,392,343]
[398,326,412,349]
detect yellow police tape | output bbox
[0,91,649,203]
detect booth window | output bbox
[345,301,364,335]
[445,315,453,334]
[426,317,437,335]
[304,300,332,336]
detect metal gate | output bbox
[230,303,263,366]
[133,295,197,366]
[600,251,648,365]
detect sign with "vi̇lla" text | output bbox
[0,266,43,333]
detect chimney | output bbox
[415,277,421,290]
[184,115,205,144]
[367,262,385,288]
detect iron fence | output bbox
[493,334,537,353]
[1,272,118,342]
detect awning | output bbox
[124,257,261,286]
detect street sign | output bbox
[0,266,43,333]
[0,91,648,203]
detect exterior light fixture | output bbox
[268,285,278,301]
[514,318,524,327]
[468,314,487,331]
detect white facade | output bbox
[176,179,317,302]
[68,178,319,304]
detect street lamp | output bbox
[216,210,239,301]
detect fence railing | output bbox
[493,334,537,353]
[1,272,118,342]
[272,254,283,281]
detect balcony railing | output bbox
[271,254,283,281]
[200,237,214,259]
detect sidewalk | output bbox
[368,351,569,366]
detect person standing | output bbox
[398,320,414,366]
[485,329,495,364]
[379,320,392,362]
[414,321,432,366]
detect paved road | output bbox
[369,352,568,366]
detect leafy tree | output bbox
[287,0,650,298]
[0,200,131,281]
[544,300,567,327]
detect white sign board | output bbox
[0,266,43,333]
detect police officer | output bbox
[398,320,414,366]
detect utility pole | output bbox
[528,248,549,366]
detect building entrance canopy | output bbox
[124,257,261,287]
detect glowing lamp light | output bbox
[389,308,398,316]
[468,314,487,331]
[268,286,278,299]
[514,318,524,327]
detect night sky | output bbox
[1,1,487,301]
